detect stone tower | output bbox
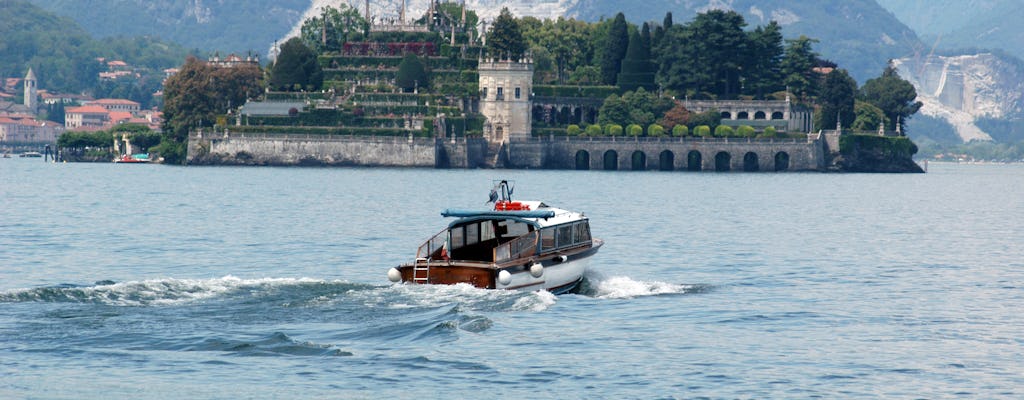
[478,57,533,143]
[24,67,38,112]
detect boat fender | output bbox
[387,268,402,283]
[555,255,568,263]
[497,270,512,286]
[529,262,544,278]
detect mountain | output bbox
[26,0,311,56]
[876,0,1024,61]
[564,0,922,83]
[1,1,188,105]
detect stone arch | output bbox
[754,111,767,120]
[687,150,702,171]
[737,111,749,120]
[775,151,790,171]
[743,152,759,172]
[583,107,598,124]
[721,111,732,119]
[715,151,731,172]
[659,150,674,171]
[603,150,619,170]
[771,111,784,120]
[532,105,547,123]
[631,151,647,170]
[559,106,572,124]
[575,150,590,170]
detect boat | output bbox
[113,154,151,163]
[20,151,42,158]
[388,180,602,294]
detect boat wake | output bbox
[0,276,371,307]
[578,270,710,299]
[0,276,557,312]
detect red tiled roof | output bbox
[90,98,140,106]
[109,111,133,122]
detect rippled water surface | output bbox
[2,158,1022,398]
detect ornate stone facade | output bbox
[478,58,533,143]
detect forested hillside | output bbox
[26,0,310,55]
[0,0,189,106]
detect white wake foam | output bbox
[2,276,339,306]
[587,275,694,299]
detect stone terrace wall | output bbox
[188,133,441,167]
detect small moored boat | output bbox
[114,154,151,163]
[388,180,602,294]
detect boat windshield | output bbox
[448,218,534,262]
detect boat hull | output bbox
[394,239,602,294]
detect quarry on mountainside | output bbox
[896,54,1024,142]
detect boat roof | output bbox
[441,200,586,228]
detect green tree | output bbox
[694,125,712,137]
[599,13,629,85]
[780,36,821,101]
[627,124,643,136]
[487,8,526,60]
[648,124,665,136]
[714,125,734,137]
[270,37,322,91]
[159,56,263,163]
[818,69,858,131]
[853,100,888,132]
[111,124,161,151]
[736,125,756,137]
[598,94,629,125]
[568,66,602,85]
[585,124,603,136]
[656,10,749,98]
[745,21,784,98]
[567,124,582,135]
[860,64,923,133]
[672,124,688,136]
[299,4,367,53]
[396,54,430,92]
[606,124,623,136]
[689,110,721,131]
[617,24,656,92]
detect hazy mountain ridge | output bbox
[26,0,310,54]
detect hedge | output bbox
[533,85,620,98]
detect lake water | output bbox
[1,158,1022,399]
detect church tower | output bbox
[24,67,38,112]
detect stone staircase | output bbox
[486,141,505,168]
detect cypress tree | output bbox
[617,27,656,92]
[600,13,629,85]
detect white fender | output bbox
[529,262,544,278]
[387,267,402,283]
[497,270,512,285]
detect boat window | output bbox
[466,223,479,245]
[481,221,496,242]
[541,228,555,250]
[556,225,572,247]
[498,220,530,239]
[450,226,465,249]
[575,222,591,242]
